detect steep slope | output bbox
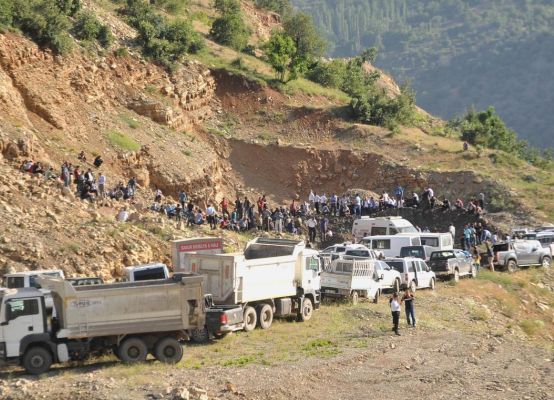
[292,0,554,148]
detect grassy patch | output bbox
[221,355,258,367]
[519,319,545,337]
[476,270,515,287]
[275,78,350,104]
[105,130,141,152]
[120,115,140,129]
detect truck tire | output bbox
[118,337,148,363]
[153,337,183,364]
[429,278,436,291]
[507,259,517,273]
[409,280,417,293]
[541,257,551,269]
[453,269,459,283]
[243,306,257,332]
[351,291,359,305]
[299,298,313,322]
[257,304,273,330]
[393,279,400,293]
[190,327,209,343]
[23,346,52,375]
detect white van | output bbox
[352,216,417,241]
[419,233,454,251]
[360,234,421,258]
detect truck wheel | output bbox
[243,306,257,332]
[541,257,551,269]
[350,291,359,305]
[429,278,436,291]
[373,290,380,304]
[299,298,313,322]
[154,337,183,364]
[190,327,209,343]
[257,304,273,330]
[118,337,148,363]
[409,280,417,293]
[393,279,400,293]
[507,260,517,273]
[453,269,460,282]
[23,346,52,375]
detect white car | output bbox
[320,243,351,260]
[342,244,382,260]
[384,257,436,292]
[373,260,402,292]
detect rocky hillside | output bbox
[0,0,552,280]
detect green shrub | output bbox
[305,59,347,89]
[152,0,189,14]
[74,11,101,41]
[210,0,250,51]
[0,0,13,26]
[255,0,291,16]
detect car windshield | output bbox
[29,272,62,289]
[6,277,25,289]
[386,261,404,273]
[430,251,455,260]
[345,250,369,258]
[397,226,418,233]
[400,247,423,258]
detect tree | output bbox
[282,12,326,60]
[210,1,250,51]
[264,31,296,82]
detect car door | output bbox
[416,261,431,288]
[455,250,471,274]
[514,242,532,265]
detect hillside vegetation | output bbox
[291,0,554,149]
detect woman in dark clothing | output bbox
[401,289,416,327]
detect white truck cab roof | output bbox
[4,269,64,277]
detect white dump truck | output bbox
[320,258,381,304]
[174,237,322,332]
[0,275,235,374]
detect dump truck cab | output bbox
[0,287,51,364]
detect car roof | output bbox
[4,270,64,277]
[345,244,370,251]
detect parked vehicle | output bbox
[522,231,554,256]
[124,263,169,282]
[352,216,417,240]
[342,244,382,260]
[384,258,436,292]
[0,275,237,375]
[373,260,402,292]
[175,237,322,332]
[493,240,551,272]
[428,250,476,281]
[2,270,65,309]
[399,245,435,261]
[320,258,380,304]
[360,234,421,258]
[320,243,351,260]
[66,277,104,286]
[419,233,454,251]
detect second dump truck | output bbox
[174,237,323,333]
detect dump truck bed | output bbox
[40,276,205,339]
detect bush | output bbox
[255,0,291,16]
[0,0,13,26]
[210,0,250,51]
[152,0,189,14]
[97,24,114,48]
[305,59,346,89]
[74,11,101,41]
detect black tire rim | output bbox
[128,346,140,359]
[163,346,176,358]
[31,355,44,368]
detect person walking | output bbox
[98,172,106,199]
[206,204,217,230]
[401,289,415,327]
[390,292,401,336]
[485,240,495,272]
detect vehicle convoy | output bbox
[428,250,476,281]
[361,234,421,258]
[2,270,65,309]
[493,240,551,272]
[0,275,235,375]
[352,216,417,240]
[385,257,436,292]
[175,237,322,332]
[320,258,380,304]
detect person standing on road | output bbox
[401,289,416,327]
[390,292,401,336]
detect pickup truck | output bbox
[493,240,551,272]
[320,258,380,304]
[428,250,476,281]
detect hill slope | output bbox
[292,0,554,148]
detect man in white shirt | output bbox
[98,173,106,198]
[118,207,129,222]
[314,193,321,214]
[308,190,315,204]
[390,292,401,336]
[206,205,216,229]
[306,216,317,243]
